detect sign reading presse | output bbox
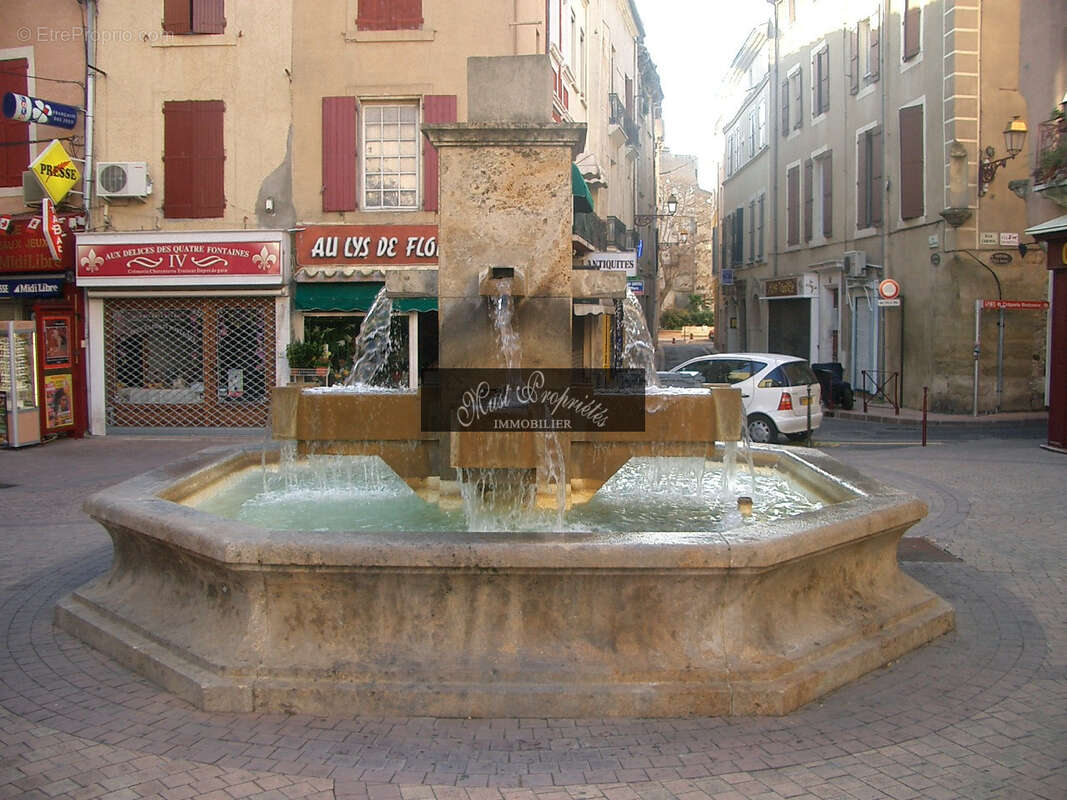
[27,139,80,205]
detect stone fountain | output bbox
[54,57,953,717]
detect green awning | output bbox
[293,282,436,313]
[572,163,594,214]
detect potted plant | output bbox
[286,332,330,385]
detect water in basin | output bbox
[189,452,823,533]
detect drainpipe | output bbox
[84,0,97,228]
[768,0,779,279]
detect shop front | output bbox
[75,231,288,434]
[292,225,439,386]
[764,275,816,360]
[0,211,88,443]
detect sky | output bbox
[636,1,774,190]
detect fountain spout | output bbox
[479,265,526,297]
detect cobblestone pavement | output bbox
[1,430,1064,800]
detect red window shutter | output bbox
[804,158,813,241]
[322,96,357,212]
[192,0,226,34]
[163,0,192,34]
[849,28,859,94]
[194,101,225,217]
[899,105,924,219]
[164,101,196,217]
[422,95,456,213]
[787,166,799,246]
[0,59,29,187]
[857,132,869,227]
[822,153,833,237]
[904,4,920,60]
[780,80,790,136]
[358,0,422,30]
[164,100,224,218]
[871,127,883,224]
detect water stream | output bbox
[343,287,394,386]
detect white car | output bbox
[668,352,823,443]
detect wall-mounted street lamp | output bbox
[978,116,1028,196]
[634,193,678,225]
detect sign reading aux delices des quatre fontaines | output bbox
[76,241,282,285]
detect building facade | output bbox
[715,0,1064,414]
[48,0,661,434]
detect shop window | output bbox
[163,100,225,218]
[356,0,423,31]
[217,307,267,402]
[163,0,226,35]
[321,95,456,213]
[899,104,924,220]
[0,58,29,187]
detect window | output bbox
[756,99,767,150]
[899,104,924,219]
[0,58,29,187]
[321,95,455,213]
[786,165,800,245]
[732,207,745,266]
[813,46,830,117]
[579,28,587,95]
[163,0,225,34]
[363,104,419,209]
[163,100,225,218]
[356,0,423,31]
[903,1,920,61]
[803,158,814,241]
[857,126,883,229]
[851,16,880,93]
[788,68,803,132]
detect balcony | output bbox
[606,216,630,250]
[1034,116,1067,208]
[608,93,639,147]
[573,211,607,254]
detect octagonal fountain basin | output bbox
[54,443,954,717]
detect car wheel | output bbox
[747,414,778,444]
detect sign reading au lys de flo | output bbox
[295,225,439,266]
[28,139,80,205]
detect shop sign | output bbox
[27,139,80,204]
[627,279,644,295]
[295,225,438,266]
[3,92,79,130]
[579,251,637,275]
[764,277,799,298]
[0,278,64,299]
[42,198,63,261]
[989,252,1014,265]
[0,213,83,273]
[720,269,735,286]
[76,240,282,284]
[980,299,1049,311]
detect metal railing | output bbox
[608,93,639,146]
[861,370,900,415]
[573,211,607,251]
[1034,117,1067,187]
[606,215,629,250]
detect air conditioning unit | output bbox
[96,162,152,198]
[22,170,46,205]
[843,249,867,277]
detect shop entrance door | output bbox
[35,302,87,438]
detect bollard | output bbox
[922,386,928,447]
[806,384,813,446]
